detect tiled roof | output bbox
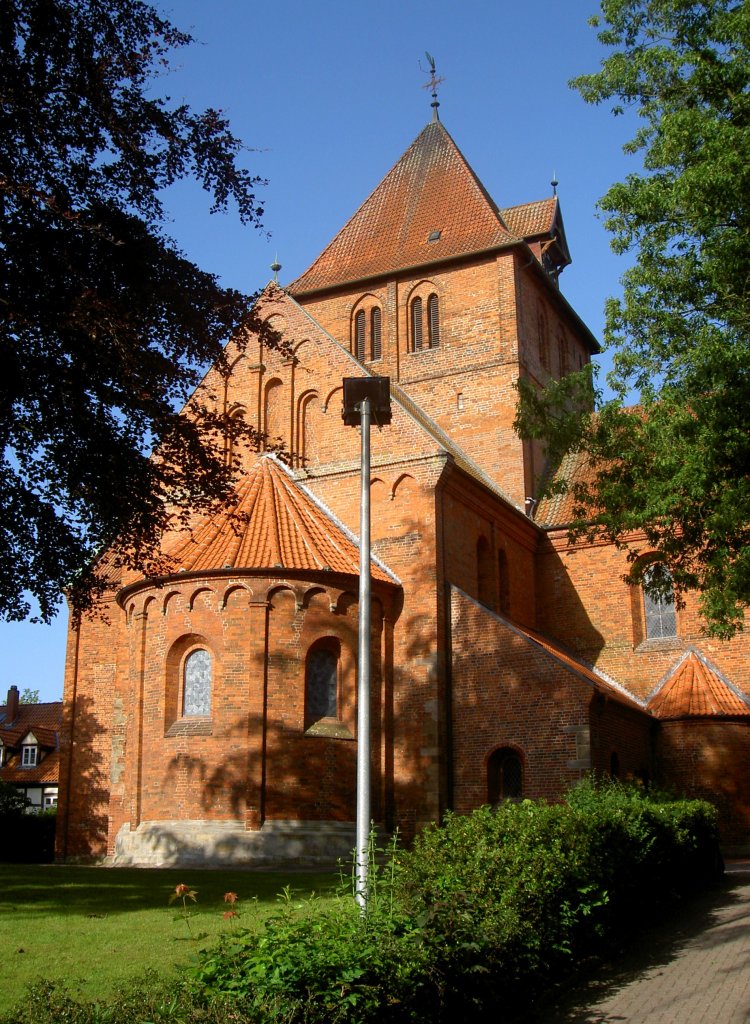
[455,587,645,711]
[500,197,557,239]
[648,650,750,719]
[511,618,646,711]
[289,119,517,294]
[1,751,60,784]
[0,701,62,735]
[535,449,602,528]
[161,454,398,584]
[0,700,62,786]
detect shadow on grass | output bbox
[0,863,341,920]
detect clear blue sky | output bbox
[3,0,641,703]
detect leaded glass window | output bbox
[183,648,212,716]
[306,646,338,722]
[643,564,677,639]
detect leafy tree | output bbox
[1,0,275,623]
[0,780,31,815]
[20,688,40,704]
[517,0,750,637]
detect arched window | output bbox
[477,537,493,606]
[354,309,366,362]
[411,296,423,351]
[370,307,382,360]
[643,564,677,639]
[427,293,440,348]
[487,748,523,804]
[183,648,212,716]
[306,639,340,726]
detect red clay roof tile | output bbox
[289,119,517,294]
[162,455,397,584]
[648,650,750,719]
[501,197,557,239]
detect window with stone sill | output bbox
[304,638,352,738]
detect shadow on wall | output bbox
[57,693,110,860]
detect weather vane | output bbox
[420,52,445,121]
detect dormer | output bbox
[21,732,39,767]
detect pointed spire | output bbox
[271,255,282,283]
[551,172,559,197]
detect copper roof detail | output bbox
[289,119,517,294]
[648,649,750,720]
[161,455,398,584]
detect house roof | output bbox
[0,696,62,786]
[0,699,61,735]
[288,119,518,295]
[159,454,399,584]
[647,649,750,720]
[1,751,60,784]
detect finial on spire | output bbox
[421,52,445,121]
[551,172,559,197]
[271,255,282,284]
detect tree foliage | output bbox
[517,0,750,636]
[1,0,274,622]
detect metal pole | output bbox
[355,396,371,910]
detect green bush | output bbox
[6,781,722,1024]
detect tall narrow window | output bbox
[643,564,677,639]
[411,296,423,351]
[488,748,523,804]
[354,309,366,362]
[183,648,212,716]
[371,307,382,360]
[427,293,440,348]
[306,640,340,725]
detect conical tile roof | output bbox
[289,119,516,294]
[162,456,397,584]
[648,650,750,719]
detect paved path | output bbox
[534,861,750,1023]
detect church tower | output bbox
[289,115,597,507]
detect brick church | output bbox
[57,108,750,865]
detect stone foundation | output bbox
[112,819,357,868]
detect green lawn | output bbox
[0,863,339,1013]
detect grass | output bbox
[0,863,339,1013]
